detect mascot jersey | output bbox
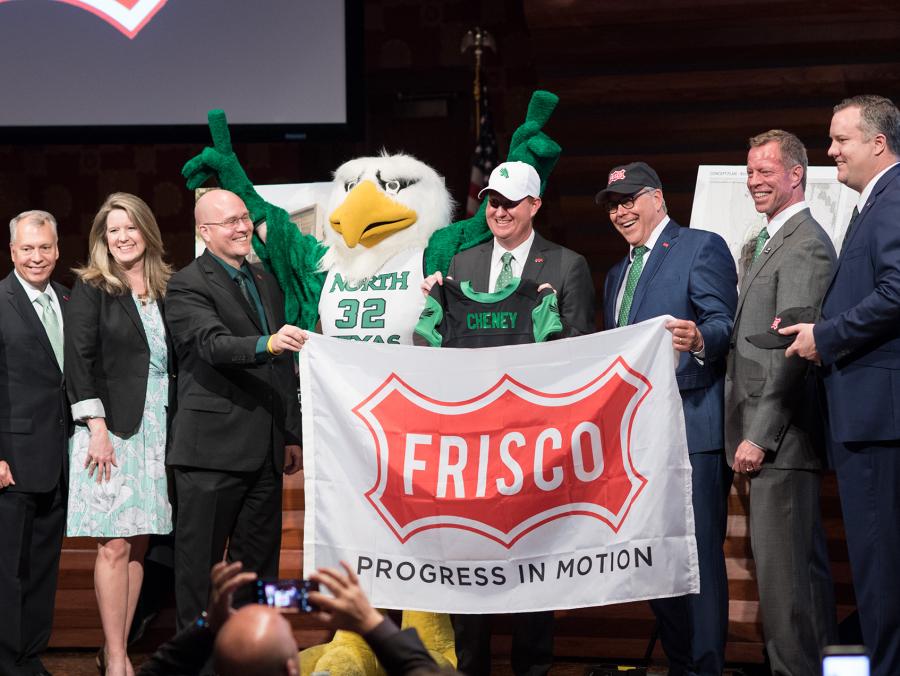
[319,247,425,344]
[415,278,562,348]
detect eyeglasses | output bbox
[203,213,253,228]
[488,196,528,211]
[606,188,654,214]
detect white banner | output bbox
[300,316,698,613]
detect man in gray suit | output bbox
[725,129,837,675]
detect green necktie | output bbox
[35,292,63,368]
[617,245,648,327]
[752,226,770,262]
[495,251,514,292]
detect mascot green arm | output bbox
[423,89,562,276]
[182,110,326,330]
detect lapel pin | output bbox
[764,247,771,254]
[662,242,669,248]
[534,257,544,263]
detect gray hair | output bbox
[9,210,58,244]
[835,95,900,156]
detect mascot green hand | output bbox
[181,89,561,344]
[424,89,560,275]
[182,111,327,331]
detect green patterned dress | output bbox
[66,296,173,537]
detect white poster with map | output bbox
[689,166,859,264]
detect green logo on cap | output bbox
[499,167,509,178]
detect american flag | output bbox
[465,88,498,217]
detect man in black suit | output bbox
[423,161,595,675]
[165,189,305,631]
[0,210,69,676]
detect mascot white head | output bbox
[320,151,453,282]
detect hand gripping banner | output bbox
[300,316,698,613]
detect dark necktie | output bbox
[840,206,860,250]
[235,272,267,330]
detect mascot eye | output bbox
[375,170,418,195]
[344,179,359,191]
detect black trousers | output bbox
[0,481,66,676]
[172,453,282,630]
[451,611,554,676]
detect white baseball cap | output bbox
[477,161,541,201]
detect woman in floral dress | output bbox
[64,193,173,676]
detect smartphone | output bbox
[255,578,318,613]
[822,645,870,676]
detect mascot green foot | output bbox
[299,610,456,675]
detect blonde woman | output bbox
[64,193,173,676]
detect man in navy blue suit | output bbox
[782,94,900,676]
[599,162,737,676]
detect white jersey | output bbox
[318,248,426,345]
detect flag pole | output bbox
[460,27,496,141]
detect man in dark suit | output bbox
[423,160,595,675]
[725,130,837,675]
[782,95,900,676]
[165,189,305,631]
[599,162,737,676]
[0,210,69,676]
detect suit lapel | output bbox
[605,259,628,329]
[471,244,492,292]
[627,219,680,324]
[520,231,549,284]
[250,264,277,330]
[830,165,900,282]
[116,294,149,347]
[5,274,62,374]
[199,251,263,332]
[52,281,70,319]
[735,209,807,319]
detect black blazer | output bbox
[164,251,300,473]
[0,273,70,493]
[64,278,175,436]
[447,230,596,337]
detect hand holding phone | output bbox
[256,578,319,614]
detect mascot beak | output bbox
[329,180,417,248]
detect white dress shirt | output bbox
[14,269,63,326]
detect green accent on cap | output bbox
[499,167,509,178]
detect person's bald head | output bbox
[213,605,299,676]
[194,189,254,268]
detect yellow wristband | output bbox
[266,334,282,355]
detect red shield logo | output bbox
[354,357,650,547]
[55,0,168,39]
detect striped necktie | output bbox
[617,245,648,327]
